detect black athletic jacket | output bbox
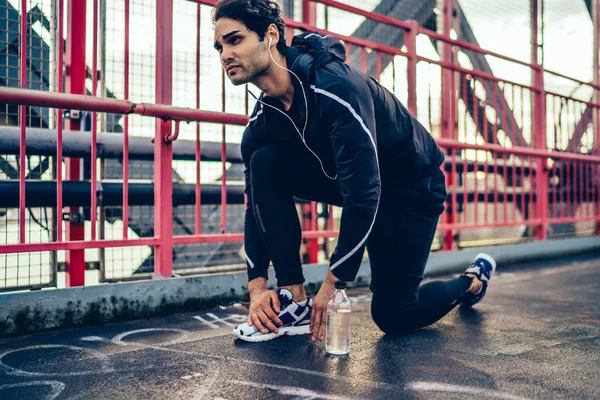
[241,32,445,282]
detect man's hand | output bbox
[247,278,283,334]
[310,270,339,341]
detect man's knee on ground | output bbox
[371,293,418,335]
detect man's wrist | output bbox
[325,269,340,286]
[248,277,268,295]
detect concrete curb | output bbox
[1,236,599,337]
[425,236,600,276]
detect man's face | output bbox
[213,18,270,86]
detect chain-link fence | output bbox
[1,0,57,290]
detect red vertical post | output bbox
[302,203,318,264]
[594,0,600,234]
[533,78,548,240]
[65,0,87,287]
[221,68,227,234]
[483,79,489,223]
[195,3,202,235]
[441,0,455,249]
[56,0,64,242]
[532,0,548,240]
[154,0,174,277]
[360,47,366,73]
[309,202,319,263]
[91,0,98,241]
[123,0,130,239]
[303,0,316,26]
[19,0,27,244]
[441,0,453,138]
[302,0,317,263]
[405,20,418,116]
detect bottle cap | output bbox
[334,281,347,289]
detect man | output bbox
[212,0,496,343]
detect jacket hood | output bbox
[290,32,346,68]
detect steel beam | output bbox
[348,0,525,147]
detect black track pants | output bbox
[249,144,472,333]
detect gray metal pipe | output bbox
[0,126,243,162]
[0,181,245,207]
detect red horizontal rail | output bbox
[135,103,247,124]
[0,231,342,254]
[308,0,412,30]
[438,217,600,231]
[310,0,600,93]
[436,138,600,163]
[544,90,600,108]
[285,20,408,57]
[417,25,535,70]
[547,216,600,224]
[172,230,340,245]
[0,238,160,254]
[308,0,534,70]
[545,68,600,91]
[417,56,538,92]
[0,87,249,125]
[437,219,543,230]
[173,234,244,245]
[1,86,134,113]
[193,0,407,58]
[301,230,339,239]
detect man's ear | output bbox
[267,24,279,45]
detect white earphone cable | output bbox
[248,37,337,180]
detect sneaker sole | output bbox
[233,324,311,342]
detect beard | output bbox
[229,63,269,86]
[227,48,270,86]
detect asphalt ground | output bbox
[0,255,599,400]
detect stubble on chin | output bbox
[228,68,252,86]
[229,76,246,86]
[228,58,269,87]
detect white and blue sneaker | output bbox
[233,288,312,342]
[459,253,497,308]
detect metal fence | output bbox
[0,0,598,291]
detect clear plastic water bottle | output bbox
[326,281,351,355]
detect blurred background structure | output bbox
[0,0,599,292]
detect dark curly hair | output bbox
[212,0,287,56]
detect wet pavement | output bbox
[0,255,599,399]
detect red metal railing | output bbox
[0,0,598,291]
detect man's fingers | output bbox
[270,291,281,314]
[257,309,278,334]
[247,314,253,327]
[319,313,327,341]
[265,307,283,327]
[311,308,323,341]
[251,313,265,333]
